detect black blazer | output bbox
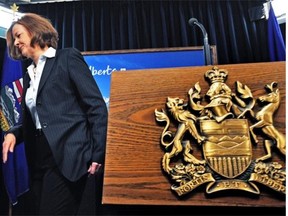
[10,48,108,182]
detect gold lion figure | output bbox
[155,97,205,173]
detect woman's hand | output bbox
[87,162,102,176]
[2,133,16,163]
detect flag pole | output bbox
[9,203,12,216]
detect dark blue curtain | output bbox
[15,0,287,64]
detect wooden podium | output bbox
[102,61,285,208]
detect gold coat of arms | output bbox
[155,66,285,197]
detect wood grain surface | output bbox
[102,61,286,207]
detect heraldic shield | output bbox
[200,119,252,179]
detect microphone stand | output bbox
[189,18,212,65]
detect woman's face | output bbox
[12,23,34,58]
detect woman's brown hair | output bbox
[6,13,59,60]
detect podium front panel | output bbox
[103,62,285,207]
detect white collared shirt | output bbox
[25,47,56,129]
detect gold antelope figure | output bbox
[250,82,286,161]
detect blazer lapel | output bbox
[37,57,55,95]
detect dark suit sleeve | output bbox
[66,48,108,164]
[6,124,23,145]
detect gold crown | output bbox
[205,66,228,83]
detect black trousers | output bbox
[26,130,87,215]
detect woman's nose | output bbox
[14,38,19,46]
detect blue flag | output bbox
[267,6,286,61]
[0,48,29,205]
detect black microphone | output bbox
[188,18,212,65]
[188,18,199,27]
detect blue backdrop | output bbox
[83,48,206,107]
